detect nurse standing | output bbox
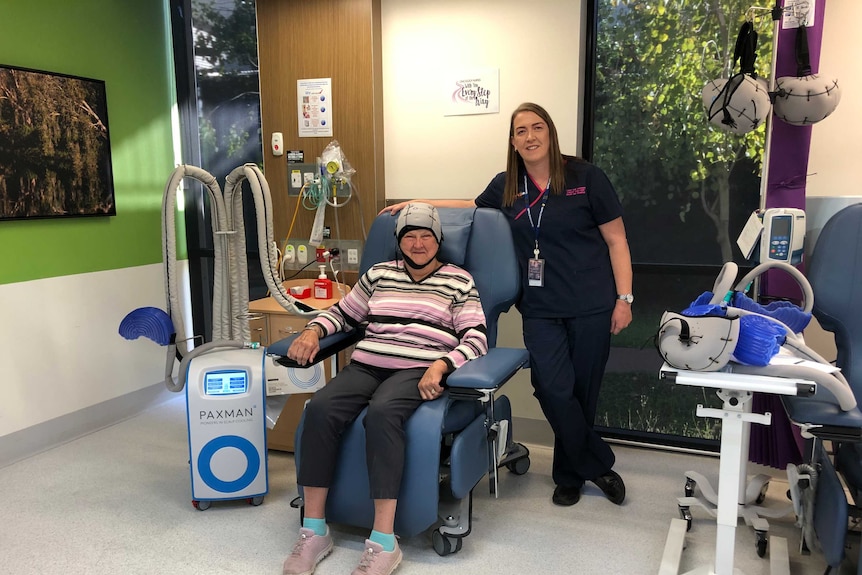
[382,102,633,506]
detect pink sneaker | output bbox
[351,539,402,575]
[282,527,333,575]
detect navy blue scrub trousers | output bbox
[297,362,427,499]
[522,313,616,489]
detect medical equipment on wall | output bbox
[301,140,355,245]
[736,207,806,265]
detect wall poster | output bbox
[443,68,499,116]
[297,78,333,138]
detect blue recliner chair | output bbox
[781,203,862,573]
[266,207,531,555]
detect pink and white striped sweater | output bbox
[308,260,488,372]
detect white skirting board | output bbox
[0,381,173,469]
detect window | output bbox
[171,0,264,340]
[585,0,774,446]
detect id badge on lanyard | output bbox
[528,256,544,287]
[525,174,549,288]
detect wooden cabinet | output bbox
[248,315,268,346]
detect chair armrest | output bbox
[266,330,362,368]
[446,347,530,390]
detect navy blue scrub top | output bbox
[475,156,624,318]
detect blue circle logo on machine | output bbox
[288,364,324,390]
[196,435,260,493]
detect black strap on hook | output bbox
[794,24,812,77]
[733,21,759,75]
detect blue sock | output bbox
[369,530,396,552]
[303,517,327,536]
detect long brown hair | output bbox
[503,102,567,207]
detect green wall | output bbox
[0,0,175,285]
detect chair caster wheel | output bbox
[684,477,695,498]
[506,457,530,475]
[755,482,768,505]
[755,531,767,558]
[432,529,463,556]
[678,506,692,531]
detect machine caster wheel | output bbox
[506,457,530,475]
[684,477,695,498]
[755,531,767,558]
[249,496,264,506]
[432,530,463,556]
[193,500,211,511]
[755,482,769,505]
[678,506,692,531]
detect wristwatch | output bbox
[617,293,634,304]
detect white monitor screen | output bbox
[204,370,248,396]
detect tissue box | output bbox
[289,285,311,299]
[265,357,327,396]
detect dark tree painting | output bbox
[0,65,115,221]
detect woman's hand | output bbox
[378,201,410,215]
[610,300,633,335]
[287,326,321,366]
[418,360,448,400]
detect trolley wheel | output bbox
[678,506,692,531]
[684,477,696,498]
[755,482,769,505]
[249,496,264,506]
[506,457,530,475]
[193,500,211,511]
[431,530,463,556]
[755,531,768,558]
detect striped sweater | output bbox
[308,260,488,371]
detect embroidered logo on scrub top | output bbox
[566,187,586,196]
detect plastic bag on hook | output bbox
[320,140,356,180]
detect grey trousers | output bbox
[297,361,427,499]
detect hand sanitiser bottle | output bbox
[314,265,332,299]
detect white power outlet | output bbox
[284,244,295,263]
[347,248,359,264]
[297,245,309,264]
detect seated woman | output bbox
[282,203,489,575]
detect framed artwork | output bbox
[0,63,115,221]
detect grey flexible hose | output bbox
[161,164,320,393]
[162,165,227,351]
[224,164,320,317]
[705,261,855,410]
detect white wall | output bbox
[806,1,861,197]
[381,0,585,201]
[0,265,169,437]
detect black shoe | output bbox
[552,484,581,506]
[593,470,625,505]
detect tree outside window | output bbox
[591,0,774,442]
